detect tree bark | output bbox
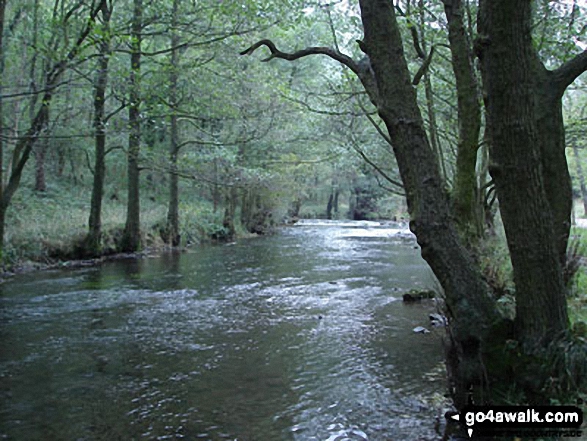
[535,73,572,265]
[87,0,112,256]
[166,0,181,247]
[326,192,334,219]
[443,0,483,237]
[121,0,143,252]
[478,0,568,343]
[0,0,5,260]
[357,0,502,406]
[358,0,499,333]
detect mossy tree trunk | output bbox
[417,0,447,183]
[443,0,483,238]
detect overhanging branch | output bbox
[240,38,379,107]
[240,39,361,76]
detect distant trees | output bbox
[0,0,105,259]
[1,0,380,260]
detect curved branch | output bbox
[240,39,361,75]
[553,49,587,93]
[241,39,380,105]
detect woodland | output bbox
[1,0,587,429]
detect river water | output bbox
[0,220,446,440]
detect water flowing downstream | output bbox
[0,220,446,440]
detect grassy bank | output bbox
[2,182,227,270]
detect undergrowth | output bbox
[2,182,227,269]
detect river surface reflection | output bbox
[0,220,445,440]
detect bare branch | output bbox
[241,39,380,103]
[240,39,361,75]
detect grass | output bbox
[2,181,224,268]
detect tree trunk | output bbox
[213,159,220,213]
[31,0,47,193]
[121,0,142,253]
[358,0,499,406]
[478,0,568,343]
[0,0,4,259]
[572,142,587,217]
[87,1,112,256]
[326,193,334,219]
[222,187,237,240]
[443,0,483,237]
[166,0,181,247]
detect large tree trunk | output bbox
[358,0,499,406]
[0,0,5,259]
[443,0,483,237]
[121,0,142,252]
[166,0,181,247]
[87,1,112,256]
[478,0,568,344]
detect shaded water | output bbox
[0,220,446,440]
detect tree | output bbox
[243,0,587,407]
[86,0,113,256]
[120,0,143,252]
[442,0,483,237]
[165,0,181,247]
[477,0,587,343]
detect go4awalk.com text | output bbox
[450,405,583,438]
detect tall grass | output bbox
[4,184,168,265]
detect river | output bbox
[0,220,446,440]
